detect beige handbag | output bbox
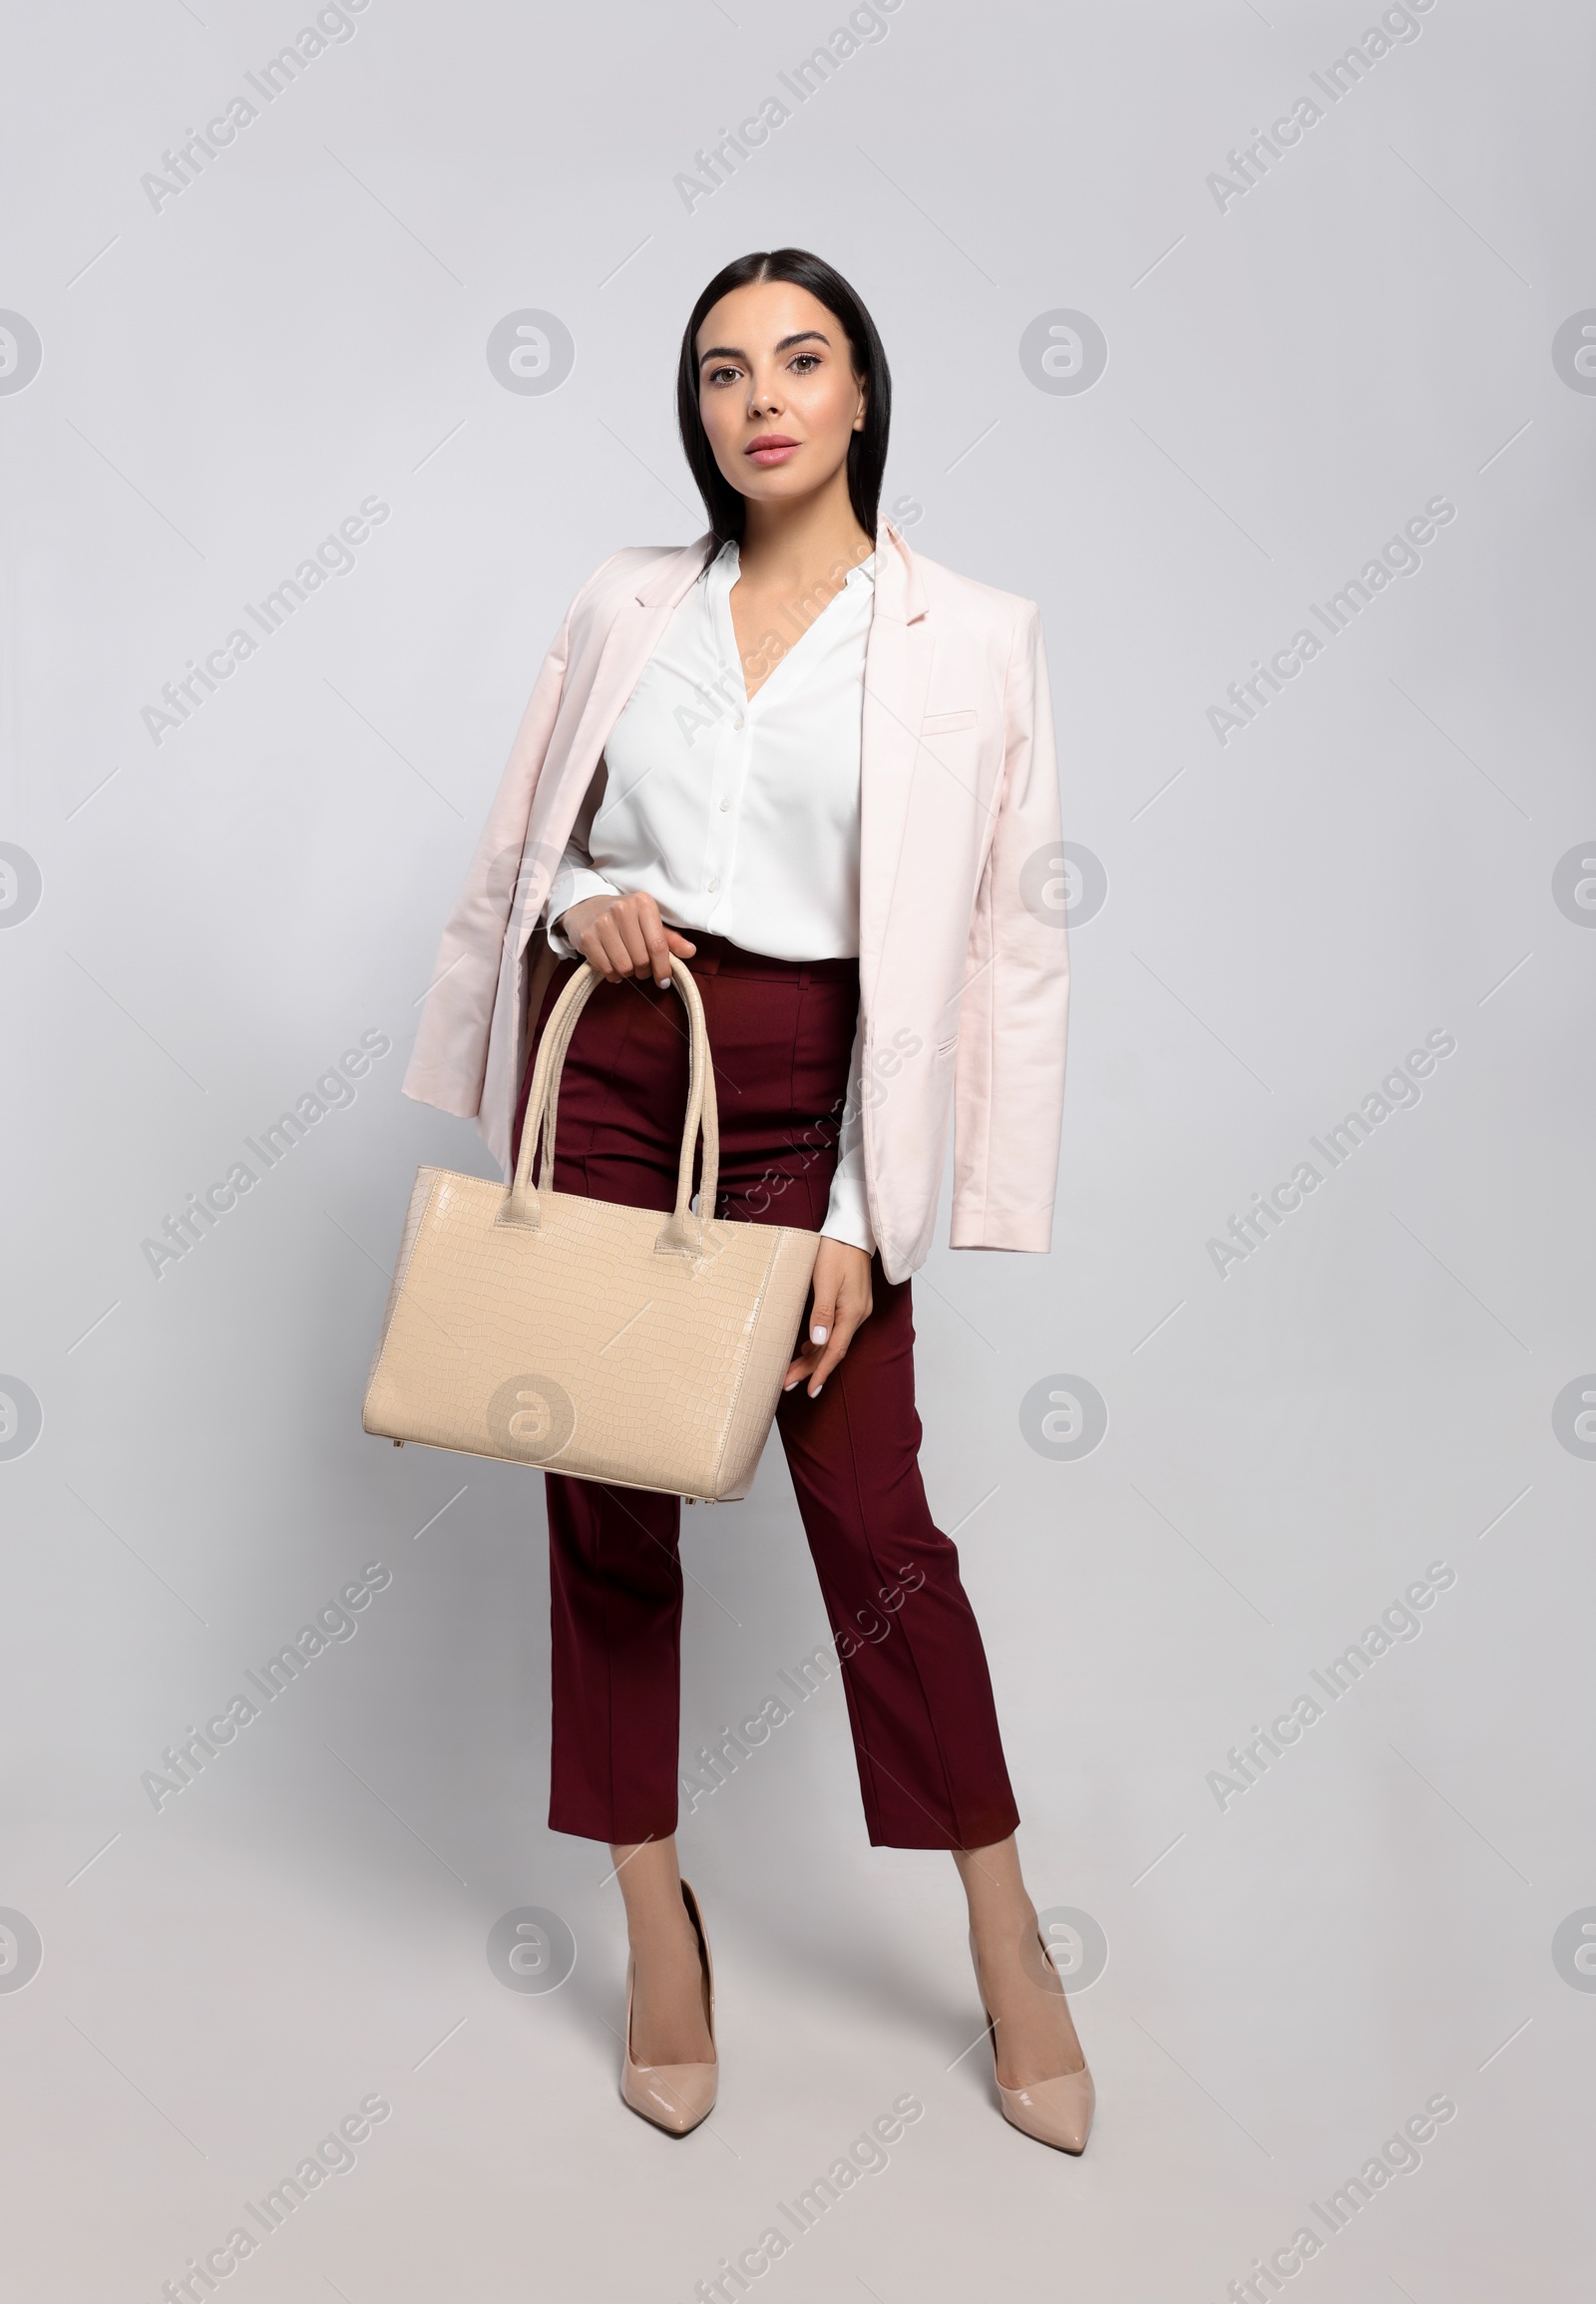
[362,955,821,1500]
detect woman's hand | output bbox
[784,1239,874,1398]
[556,891,696,989]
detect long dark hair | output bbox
[675,248,892,557]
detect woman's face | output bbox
[694,278,867,511]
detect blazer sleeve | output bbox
[948,599,1069,1253]
[402,554,622,1118]
[400,618,573,1117]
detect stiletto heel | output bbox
[620,1878,718,2135]
[972,1929,1094,2154]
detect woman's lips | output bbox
[745,439,799,466]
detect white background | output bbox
[2,1,1592,2298]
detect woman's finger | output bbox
[615,903,655,976]
[593,917,632,980]
[805,1318,860,1395]
[580,918,612,978]
[807,1281,868,1387]
[598,908,644,971]
[783,1288,833,1393]
[784,1305,867,1392]
[808,1275,839,1355]
[638,908,674,988]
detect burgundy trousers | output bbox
[513,935,1020,1852]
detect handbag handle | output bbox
[501,956,721,1258]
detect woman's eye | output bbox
[789,354,820,373]
[706,365,741,387]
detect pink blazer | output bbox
[402,519,1069,1285]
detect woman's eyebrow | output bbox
[697,329,831,367]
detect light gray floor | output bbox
[5,1389,1583,2301]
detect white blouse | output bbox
[542,538,877,1253]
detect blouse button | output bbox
[708,877,721,893]
[733,712,746,730]
[718,797,731,811]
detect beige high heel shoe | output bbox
[620,1878,717,2136]
[973,1929,1095,2154]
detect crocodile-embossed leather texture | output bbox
[363,958,821,1499]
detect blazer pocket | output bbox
[921,708,979,735]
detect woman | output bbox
[403,248,1089,2151]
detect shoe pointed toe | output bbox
[997,2063,1095,2154]
[621,2055,718,2134]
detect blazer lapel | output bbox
[859,521,934,980]
[563,535,713,790]
[514,535,713,954]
